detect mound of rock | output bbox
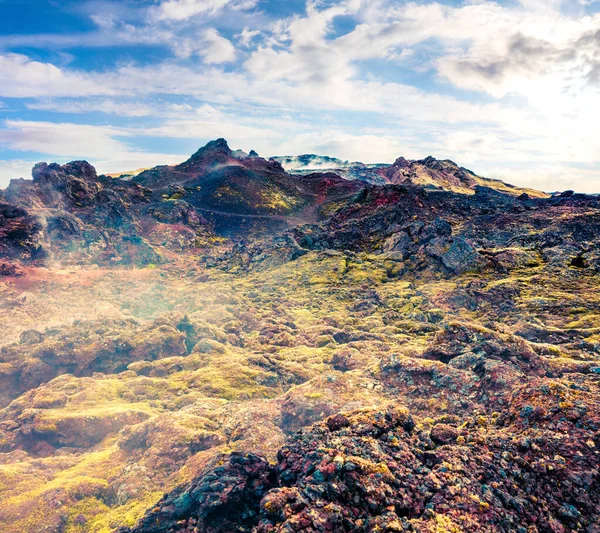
[123,400,600,532]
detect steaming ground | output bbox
[0,261,206,344]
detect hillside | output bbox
[273,153,548,198]
[0,140,598,533]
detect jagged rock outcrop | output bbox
[122,399,600,533]
[117,453,275,533]
[0,157,219,266]
[0,203,44,261]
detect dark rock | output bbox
[326,414,350,431]
[430,423,459,444]
[0,262,24,276]
[118,453,275,533]
[571,253,587,268]
[124,403,600,532]
[19,330,44,345]
[441,237,486,273]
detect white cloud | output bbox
[0,120,130,158]
[237,27,261,47]
[484,164,600,194]
[517,0,562,10]
[0,54,110,98]
[0,159,37,188]
[151,0,258,21]
[0,55,478,120]
[277,130,423,164]
[0,24,175,52]
[199,28,236,64]
[142,118,278,143]
[433,11,600,101]
[0,121,187,186]
[93,152,188,176]
[26,99,154,117]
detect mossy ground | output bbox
[0,247,599,532]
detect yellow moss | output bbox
[214,185,244,202]
[303,392,323,399]
[427,513,464,533]
[64,497,110,533]
[34,420,59,432]
[69,490,165,533]
[190,358,274,400]
[345,456,394,479]
[263,500,278,514]
[0,445,123,532]
[259,188,298,211]
[473,176,549,198]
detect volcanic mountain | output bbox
[0,139,364,266]
[273,151,548,197]
[381,155,548,197]
[0,139,599,533]
[0,139,548,268]
[131,139,363,223]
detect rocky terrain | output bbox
[273,153,548,197]
[0,140,598,533]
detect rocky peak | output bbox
[177,138,233,171]
[391,156,409,168]
[420,155,438,167]
[196,138,232,157]
[27,161,101,208]
[418,156,459,172]
[32,161,98,185]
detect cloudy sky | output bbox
[0,0,599,191]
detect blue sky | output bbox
[0,0,599,191]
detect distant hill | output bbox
[105,167,151,178]
[273,153,548,198]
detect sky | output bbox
[0,0,599,192]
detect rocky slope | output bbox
[381,156,548,197]
[0,139,363,267]
[273,152,548,197]
[0,140,598,533]
[121,398,600,533]
[131,139,363,236]
[0,160,212,267]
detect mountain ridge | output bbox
[0,138,549,268]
